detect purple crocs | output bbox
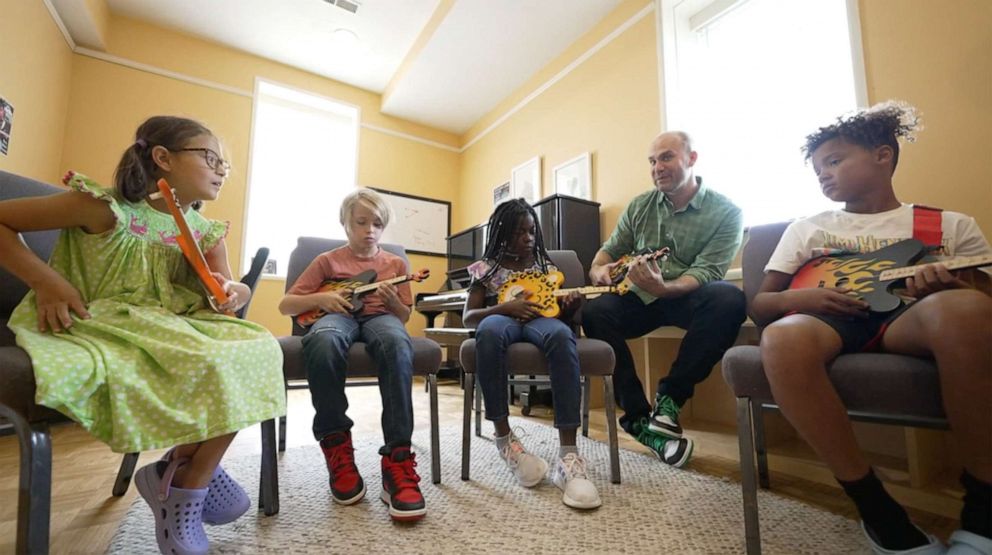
[161,450,251,525]
[134,458,210,555]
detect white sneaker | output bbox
[550,453,602,510]
[499,434,548,488]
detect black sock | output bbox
[960,471,992,538]
[838,468,929,550]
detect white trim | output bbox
[462,2,656,152]
[74,47,253,98]
[42,0,76,50]
[846,0,870,108]
[360,122,460,153]
[655,0,669,130]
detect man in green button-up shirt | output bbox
[583,131,746,468]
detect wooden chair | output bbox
[457,249,621,484]
[720,221,948,554]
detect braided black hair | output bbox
[802,100,922,172]
[476,198,554,283]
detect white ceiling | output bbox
[58,0,623,135]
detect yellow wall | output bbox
[458,0,992,247]
[0,1,73,183]
[58,15,460,337]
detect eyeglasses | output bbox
[174,148,232,175]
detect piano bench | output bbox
[424,327,475,347]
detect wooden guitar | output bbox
[498,269,620,318]
[608,247,671,284]
[789,239,992,313]
[295,268,430,327]
[150,178,231,313]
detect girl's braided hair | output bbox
[475,198,554,283]
[802,100,922,171]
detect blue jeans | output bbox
[582,281,746,435]
[301,312,414,451]
[474,315,581,429]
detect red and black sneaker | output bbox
[380,446,426,522]
[319,432,366,505]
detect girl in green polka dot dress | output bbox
[0,116,285,555]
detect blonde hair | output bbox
[340,188,392,229]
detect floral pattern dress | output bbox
[8,172,285,452]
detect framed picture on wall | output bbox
[553,152,592,200]
[510,156,541,204]
[493,181,511,207]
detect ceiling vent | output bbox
[322,0,359,14]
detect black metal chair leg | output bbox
[113,452,140,496]
[603,376,621,484]
[278,414,287,453]
[754,404,770,489]
[461,373,474,481]
[428,374,441,484]
[474,377,482,437]
[737,397,762,555]
[8,410,52,555]
[259,418,279,515]
[581,375,591,437]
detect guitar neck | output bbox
[878,255,992,281]
[353,274,412,295]
[553,285,616,297]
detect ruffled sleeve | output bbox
[62,171,125,224]
[467,259,492,281]
[199,218,230,254]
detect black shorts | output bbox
[804,303,912,354]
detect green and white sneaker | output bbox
[648,394,683,439]
[498,433,548,488]
[550,453,602,510]
[636,418,693,468]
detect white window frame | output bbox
[655,0,870,225]
[241,77,361,278]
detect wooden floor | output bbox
[0,379,959,554]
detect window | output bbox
[242,80,359,277]
[658,0,867,226]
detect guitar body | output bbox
[295,270,377,327]
[789,239,927,314]
[498,270,565,318]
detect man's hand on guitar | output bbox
[500,297,543,322]
[35,275,91,333]
[316,291,354,314]
[627,256,666,297]
[590,261,620,286]
[905,263,969,299]
[787,287,869,318]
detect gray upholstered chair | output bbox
[274,237,443,490]
[0,170,70,554]
[458,250,621,484]
[721,222,948,554]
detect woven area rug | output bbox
[109,421,868,554]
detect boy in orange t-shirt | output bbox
[279,188,425,522]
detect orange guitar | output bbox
[498,269,621,318]
[295,268,431,327]
[789,239,992,313]
[150,178,231,313]
[608,247,671,284]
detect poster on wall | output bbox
[0,96,13,156]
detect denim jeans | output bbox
[301,312,414,450]
[474,314,581,429]
[581,281,746,434]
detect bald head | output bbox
[651,131,693,153]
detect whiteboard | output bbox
[371,188,451,257]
